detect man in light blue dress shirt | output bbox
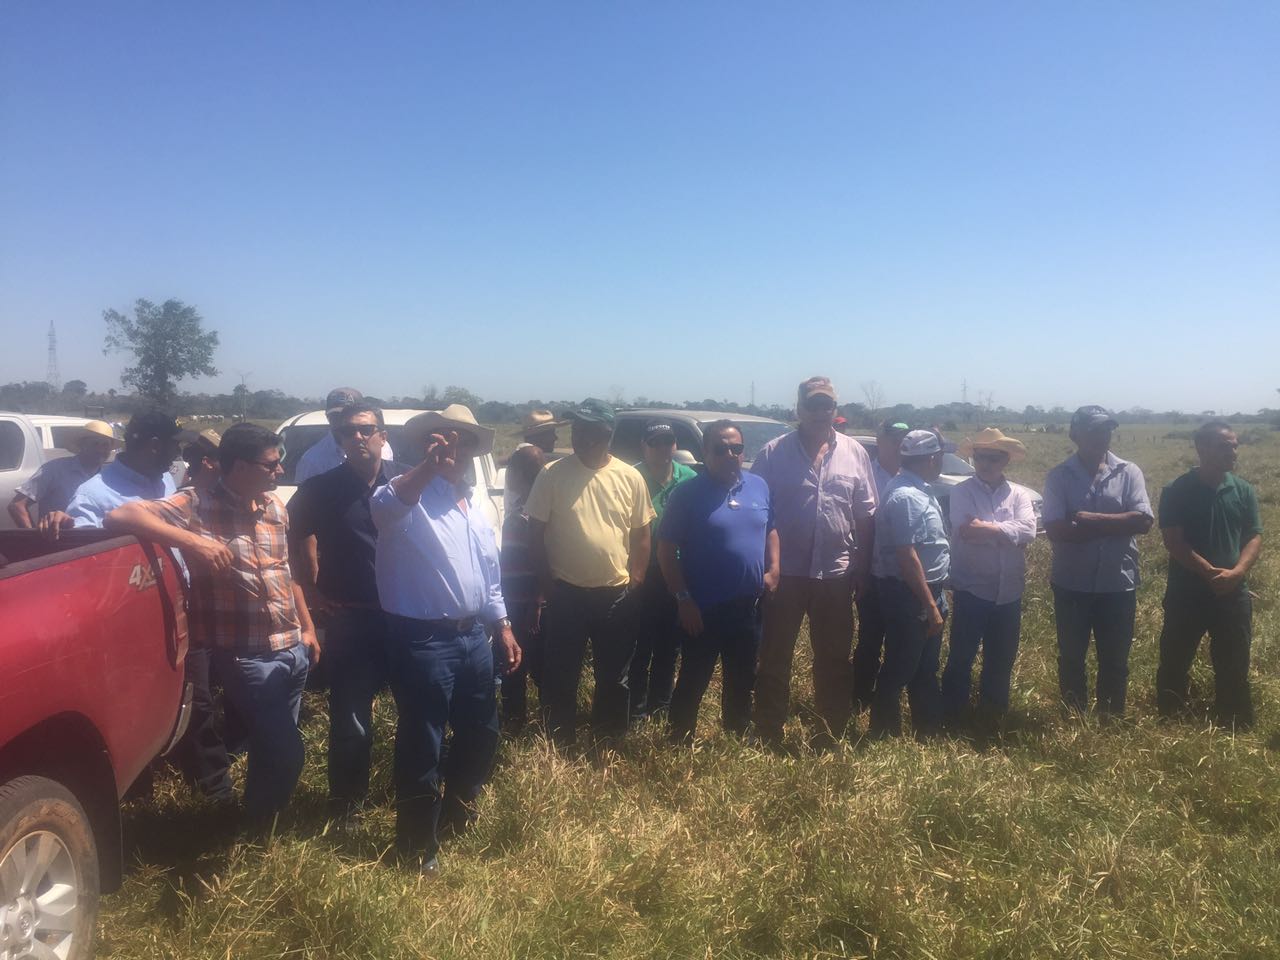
[43,411,186,533]
[371,404,521,873]
[1042,405,1153,717]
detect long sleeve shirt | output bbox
[948,476,1037,605]
[370,474,506,623]
[750,430,876,579]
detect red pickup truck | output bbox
[0,529,192,960]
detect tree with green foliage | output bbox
[103,298,219,405]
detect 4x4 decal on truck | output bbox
[127,557,162,591]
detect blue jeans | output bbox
[852,576,888,711]
[326,608,390,814]
[870,577,948,739]
[385,615,500,859]
[668,595,761,740]
[214,644,309,822]
[941,590,1022,719]
[628,570,682,721]
[1052,587,1136,716]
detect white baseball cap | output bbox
[900,430,944,456]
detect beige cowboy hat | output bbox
[959,427,1026,462]
[522,409,563,434]
[404,404,495,456]
[66,420,122,450]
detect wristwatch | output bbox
[494,617,512,629]
[675,591,692,603]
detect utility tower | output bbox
[46,321,61,390]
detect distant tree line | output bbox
[4,378,1279,432]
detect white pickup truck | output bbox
[0,413,102,531]
[273,409,506,536]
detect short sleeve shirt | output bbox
[1042,451,1153,593]
[66,459,177,528]
[634,459,696,564]
[15,455,99,519]
[658,471,774,609]
[288,460,399,605]
[750,430,876,579]
[140,484,301,655]
[525,455,655,588]
[1159,469,1262,599]
[872,468,950,584]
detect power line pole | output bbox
[961,378,968,405]
[750,381,755,408]
[46,321,60,390]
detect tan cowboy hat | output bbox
[67,420,122,449]
[522,409,563,433]
[959,427,1026,462]
[404,404,495,456]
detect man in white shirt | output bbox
[941,429,1037,725]
[294,387,394,484]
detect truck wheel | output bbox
[0,775,99,960]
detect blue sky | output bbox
[2,2,1277,413]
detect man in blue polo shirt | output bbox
[658,421,779,742]
[869,430,951,739]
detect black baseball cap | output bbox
[644,420,677,444]
[125,411,195,443]
[325,386,363,414]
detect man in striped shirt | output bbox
[106,422,320,827]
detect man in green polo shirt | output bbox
[1155,420,1263,728]
[629,419,697,721]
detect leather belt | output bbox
[424,615,481,633]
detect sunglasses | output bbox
[803,397,837,412]
[338,423,381,439]
[711,442,746,457]
[253,458,284,472]
[973,451,1006,462]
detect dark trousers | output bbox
[541,581,637,747]
[385,615,499,859]
[1156,588,1254,727]
[870,577,948,739]
[628,570,681,720]
[499,600,543,730]
[668,596,762,740]
[326,607,390,814]
[172,647,233,802]
[1053,587,1136,716]
[852,576,888,711]
[941,590,1022,719]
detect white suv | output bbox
[609,409,791,468]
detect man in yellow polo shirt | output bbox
[526,398,655,748]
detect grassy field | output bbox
[98,423,1280,959]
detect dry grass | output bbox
[98,424,1280,959]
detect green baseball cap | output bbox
[565,397,616,426]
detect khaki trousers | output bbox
[753,575,855,739]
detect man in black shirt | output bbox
[289,402,401,822]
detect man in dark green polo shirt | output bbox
[1156,420,1263,728]
[629,419,697,721]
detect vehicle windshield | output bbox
[942,452,976,476]
[279,423,476,486]
[704,420,790,462]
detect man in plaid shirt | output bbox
[107,422,320,827]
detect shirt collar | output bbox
[213,479,266,515]
[977,475,1009,495]
[898,467,930,488]
[107,458,157,489]
[1069,449,1125,480]
[427,473,472,503]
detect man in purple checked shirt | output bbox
[750,376,877,748]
